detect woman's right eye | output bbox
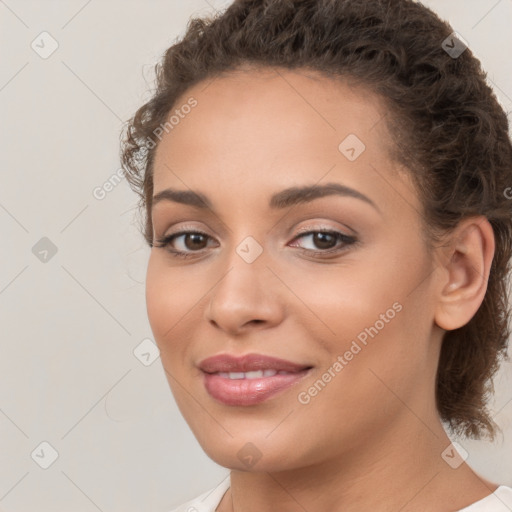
[153,230,215,258]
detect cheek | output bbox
[145,259,195,401]
[145,254,201,341]
[282,258,401,346]
[145,255,214,386]
[145,259,172,340]
[286,242,431,374]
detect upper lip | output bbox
[198,353,312,373]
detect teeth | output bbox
[228,372,245,379]
[245,370,264,379]
[216,369,279,379]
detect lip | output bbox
[199,353,311,373]
[199,353,313,406]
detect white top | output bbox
[168,478,512,512]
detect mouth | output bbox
[198,353,313,406]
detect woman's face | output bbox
[146,67,446,471]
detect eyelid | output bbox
[293,223,355,237]
[154,223,359,260]
[157,220,355,242]
[158,223,212,240]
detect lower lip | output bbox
[203,370,311,406]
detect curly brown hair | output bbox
[120,0,512,440]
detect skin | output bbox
[146,66,497,512]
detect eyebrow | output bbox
[152,182,380,213]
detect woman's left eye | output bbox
[289,230,357,254]
[153,229,357,258]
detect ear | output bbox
[434,216,495,331]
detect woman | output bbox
[120,0,512,510]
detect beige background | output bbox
[0,0,511,510]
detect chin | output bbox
[192,429,306,473]
[203,446,296,473]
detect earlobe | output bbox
[434,216,495,332]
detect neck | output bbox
[222,412,496,512]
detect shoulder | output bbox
[167,477,231,512]
[458,486,512,511]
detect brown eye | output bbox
[290,230,357,254]
[311,232,338,250]
[181,233,209,250]
[153,230,215,257]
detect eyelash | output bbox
[153,227,358,259]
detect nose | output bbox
[204,250,285,335]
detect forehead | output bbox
[152,66,418,215]
[155,66,391,156]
